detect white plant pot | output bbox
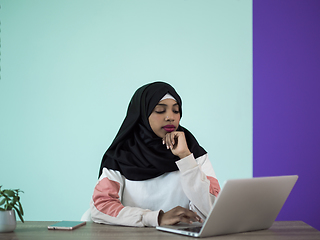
[0,210,17,232]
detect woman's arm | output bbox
[90,168,160,227]
[176,153,220,219]
[162,131,220,220]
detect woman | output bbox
[90,81,220,227]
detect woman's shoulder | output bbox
[99,167,125,182]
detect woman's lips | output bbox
[163,125,175,132]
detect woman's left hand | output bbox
[163,131,191,159]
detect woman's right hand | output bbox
[158,206,203,226]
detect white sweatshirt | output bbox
[90,153,220,227]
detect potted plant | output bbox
[0,186,24,232]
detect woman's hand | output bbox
[162,131,191,159]
[158,206,203,226]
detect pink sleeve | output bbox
[92,177,124,217]
[90,168,161,227]
[206,176,221,197]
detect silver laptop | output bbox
[156,175,298,238]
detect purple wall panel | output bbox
[253,1,320,230]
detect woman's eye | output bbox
[155,110,165,114]
[173,109,180,114]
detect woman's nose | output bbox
[165,113,174,121]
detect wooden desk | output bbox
[0,221,319,240]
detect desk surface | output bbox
[0,221,319,240]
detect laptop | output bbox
[156,175,298,238]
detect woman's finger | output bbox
[170,132,178,148]
[163,132,174,149]
[162,132,191,159]
[163,132,178,149]
[159,206,202,226]
[173,207,200,222]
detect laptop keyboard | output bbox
[179,226,202,233]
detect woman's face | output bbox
[148,99,181,138]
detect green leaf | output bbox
[11,196,18,206]
[0,198,6,206]
[3,190,15,197]
[18,201,24,215]
[5,203,13,210]
[13,206,24,223]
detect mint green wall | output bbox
[0,1,252,221]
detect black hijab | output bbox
[99,82,206,180]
